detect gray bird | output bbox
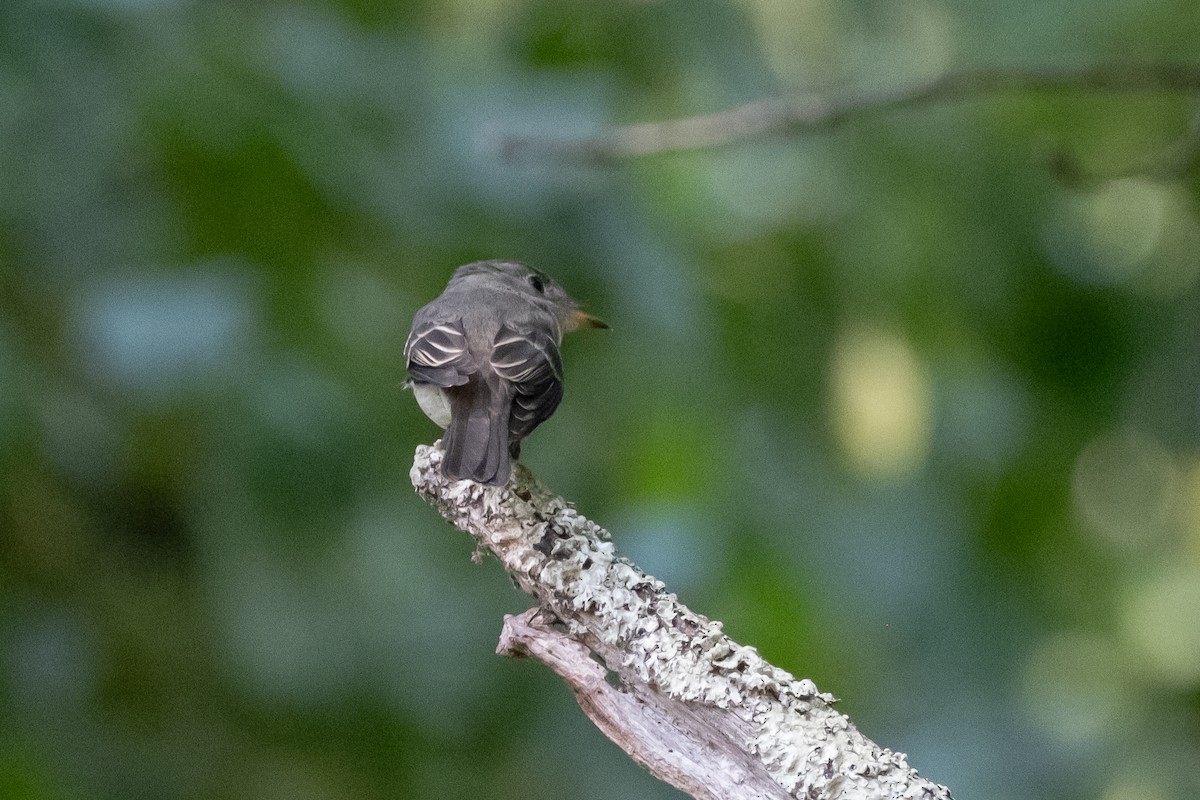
[405,260,607,485]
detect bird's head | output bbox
[452,260,608,332]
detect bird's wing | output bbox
[490,323,564,442]
[405,317,476,387]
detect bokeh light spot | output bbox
[1071,430,1178,551]
[1101,772,1173,800]
[1021,631,1128,746]
[1079,179,1166,280]
[830,327,931,479]
[1136,185,1200,297]
[1042,179,1200,294]
[77,269,258,401]
[1120,566,1200,689]
[742,0,844,84]
[1184,460,1200,563]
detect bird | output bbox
[404,260,607,485]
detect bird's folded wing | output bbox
[405,318,476,386]
[491,324,564,440]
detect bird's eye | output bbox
[528,274,545,293]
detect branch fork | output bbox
[412,442,954,799]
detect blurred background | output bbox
[2,1,1200,798]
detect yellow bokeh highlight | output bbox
[1120,566,1200,689]
[830,327,931,479]
[739,0,844,84]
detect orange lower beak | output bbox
[571,310,609,330]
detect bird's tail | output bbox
[441,374,513,486]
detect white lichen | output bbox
[412,443,954,800]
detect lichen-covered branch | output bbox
[497,63,1200,162]
[497,608,792,800]
[411,442,955,800]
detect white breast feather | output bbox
[412,383,452,428]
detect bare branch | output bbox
[497,609,793,800]
[412,442,955,800]
[498,63,1200,162]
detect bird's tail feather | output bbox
[442,375,512,486]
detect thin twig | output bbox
[498,63,1200,163]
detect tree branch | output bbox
[498,63,1200,163]
[412,442,955,800]
[497,608,793,800]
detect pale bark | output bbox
[497,63,1200,176]
[412,442,955,800]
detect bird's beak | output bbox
[571,309,609,330]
